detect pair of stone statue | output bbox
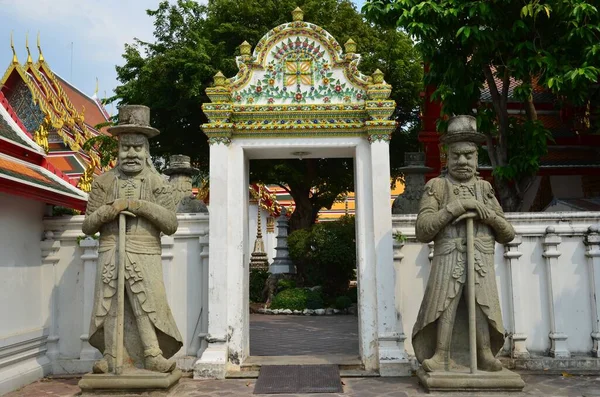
[80,106,520,390]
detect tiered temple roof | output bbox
[0,35,110,193]
[0,88,87,210]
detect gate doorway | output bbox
[194,8,396,377]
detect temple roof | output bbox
[0,91,43,153]
[0,96,87,210]
[55,74,111,130]
[0,37,111,191]
[0,154,86,199]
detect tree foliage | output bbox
[364,0,600,211]
[114,0,422,227]
[288,215,356,298]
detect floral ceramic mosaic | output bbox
[233,37,366,105]
[202,9,396,142]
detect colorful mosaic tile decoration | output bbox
[202,7,396,143]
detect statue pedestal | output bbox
[79,369,182,395]
[416,367,524,393]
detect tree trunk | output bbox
[287,179,317,233]
[493,178,521,212]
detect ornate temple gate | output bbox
[195,8,404,378]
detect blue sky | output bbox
[0,0,365,113]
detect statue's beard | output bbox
[449,166,474,181]
[119,157,146,175]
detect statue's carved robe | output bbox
[83,168,182,359]
[412,176,514,365]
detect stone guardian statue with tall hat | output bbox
[413,115,524,391]
[79,105,182,392]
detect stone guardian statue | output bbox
[79,105,182,391]
[413,115,524,391]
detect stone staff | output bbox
[454,211,479,373]
[115,210,136,375]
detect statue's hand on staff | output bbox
[111,198,129,213]
[97,199,130,223]
[127,199,144,214]
[460,199,495,222]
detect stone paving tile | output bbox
[250,314,359,356]
[7,374,600,397]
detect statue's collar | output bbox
[445,175,476,186]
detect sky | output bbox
[0,0,365,113]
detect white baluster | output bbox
[79,237,100,361]
[585,225,600,357]
[41,231,61,362]
[543,226,569,358]
[504,235,529,358]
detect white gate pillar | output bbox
[226,142,249,369]
[194,138,231,379]
[369,137,408,375]
[354,139,379,372]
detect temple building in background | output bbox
[419,66,600,211]
[0,35,110,197]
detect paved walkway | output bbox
[6,315,600,396]
[7,373,600,396]
[250,314,359,356]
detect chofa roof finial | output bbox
[10,31,18,65]
[25,32,33,64]
[37,32,45,63]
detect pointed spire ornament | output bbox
[93,77,99,98]
[344,38,357,54]
[37,32,45,63]
[292,7,304,21]
[25,33,33,64]
[10,31,18,64]
[239,41,252,56]
[213,71,226,87]
[372,69,384,84]
[250,185,269,271]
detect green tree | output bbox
[365,0,600,211]
[114,0,422,229]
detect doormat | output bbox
[253,364,343,394]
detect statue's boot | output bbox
[137,313,176,373]
[145,350,176,373]
[476,307,502,372]
[422,349,450,372]
[92,353,115,374]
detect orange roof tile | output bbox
[55,74,110,131]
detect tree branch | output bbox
[276,183,292,196]
[483,64,509,165]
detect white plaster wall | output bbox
[5,201,599,391]
[392,212,600,358]
[0,193,50,395]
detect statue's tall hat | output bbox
[440,115,486,145]
[107,105,160,138]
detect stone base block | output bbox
[79,369,182,395]
[193,362,227,379]
[416,367,525,393]
[379,361,413,377]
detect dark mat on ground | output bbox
[253,364,343,394]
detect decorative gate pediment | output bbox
[202,7,396,142]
